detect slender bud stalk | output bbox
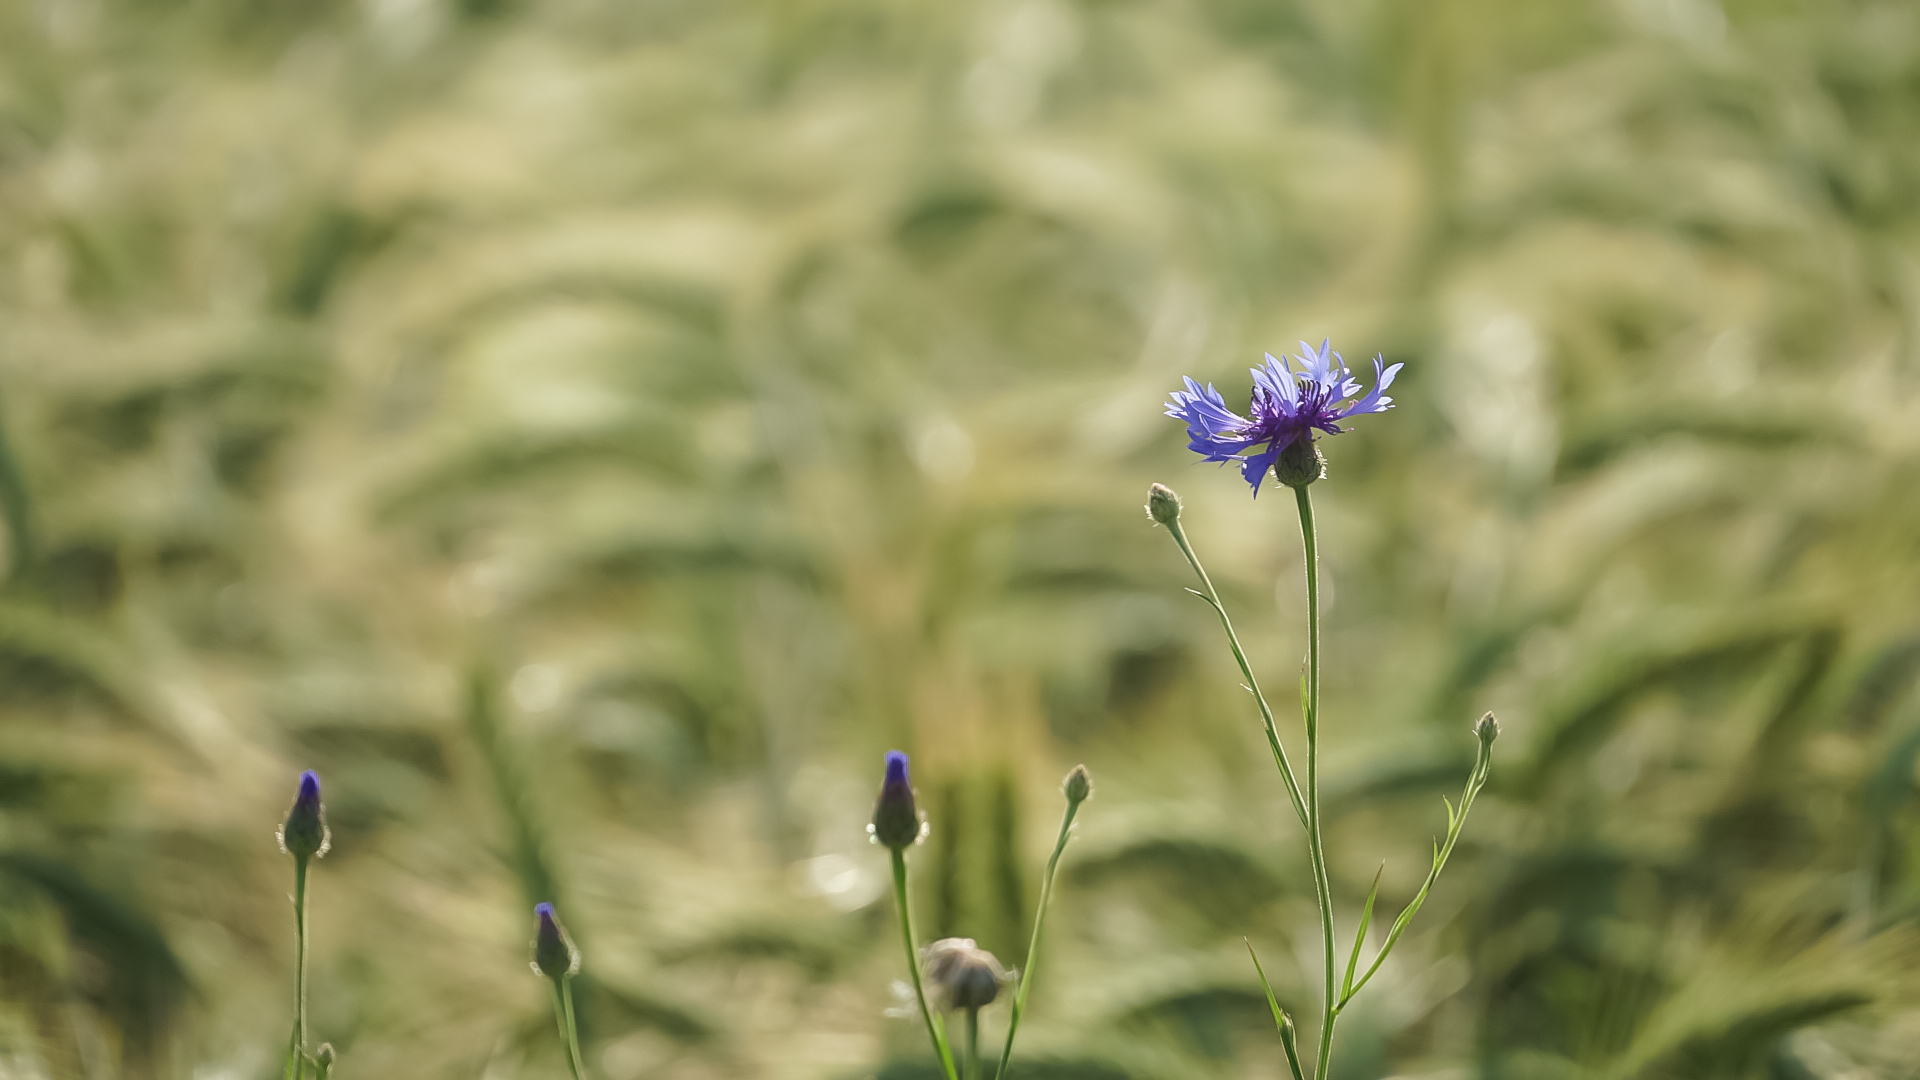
[892,848,958,1080]
[995,766,1091,1080]
[1291,487,1341,1080]
[279,771,327,1080]
[532,903,586,1080]
[964,1007,981,1080]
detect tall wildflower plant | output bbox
[1160,342,1497,1080]
[276,771,331,1080]
[872,754,1090,1080]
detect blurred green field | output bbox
[5,0,1920,1077]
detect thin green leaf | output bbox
[1244,939,1306,1080]
[1341,866,1383,1003]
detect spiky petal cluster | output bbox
[1165,340,1402,493]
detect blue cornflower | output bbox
[1165,340,1402,492]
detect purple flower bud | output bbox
[532,902,580,979]
[278,770,331,860]
[869,750,924,849]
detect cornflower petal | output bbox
[1341,357,1403,416]
[1239,442,1284,492]
[1253,355,1299,412]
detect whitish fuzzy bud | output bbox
[1475,712,1500,745]
[532,903,581,979]
[1146,484,1183,525]
[923,938,1009,1011]
[278,770,331,860]
[1273,439,1326,489]
[1063,764,1092,804]
[315,1045,336,1071]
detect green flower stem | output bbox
[285,854,310,1080]
[964,1007,981,1080]
[1338,729,1495,1007]
[994,791,1083,1080]
[1294,486,1340,1080]
[891,847,959,1080]
[1163,518,1310,833]
[548,977,587,1080]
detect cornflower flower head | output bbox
[1165,340,1402,492]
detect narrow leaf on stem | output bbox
[1244,939,1305,1080]
[1340,867,1383,1004]
[1340,724,1496,1009]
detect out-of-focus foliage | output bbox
[4,0,1920,1076]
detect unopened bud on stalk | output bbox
[1146,484,1182,525]
[923,938,1009,1011]
[278,770,331,860]
[1063,764,1092,804]
[1475,712,1500,745]
[532,902,581,979]
[869,751,926,849]
[314,1044,335,1075]
[1273,438,1326,489]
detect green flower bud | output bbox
[1475,711,1500,745]
[1063,764,1092,804]
[1146,484,1183,525]
[1272,438,1326,489]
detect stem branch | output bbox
[550,979,586,1080]
[1165,519,1310,833]
[994,796,1082,1080]
[1295,487,1339,1080]
[892,848,959,1080]
[287,855,309,1080]
[965,1007,981,1080]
